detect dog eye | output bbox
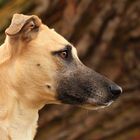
[51,45,72,59]
[59,50,68,59]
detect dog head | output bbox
[4,14,122,109]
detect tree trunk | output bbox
[0,0,140,140]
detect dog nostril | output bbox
[109,85,122,99]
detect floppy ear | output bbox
[5,14,42,42]
[0,14,42,63]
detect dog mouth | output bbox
[79,97,114,110]
[57,91,115,109]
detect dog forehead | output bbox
[36,25,71,51]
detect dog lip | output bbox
[87,98,114,106]
[80,100,113,110]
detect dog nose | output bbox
[109,84,122,99]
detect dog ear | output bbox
[5,14,41,41]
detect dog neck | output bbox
[0,63,40,140]
[9,100,38,140]
[0,89,39,140]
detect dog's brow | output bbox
[51,45,72,55]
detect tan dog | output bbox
[0,14,122,140]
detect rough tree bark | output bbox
[0,0,140,140]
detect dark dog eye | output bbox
[51,45,72,60]
[59,50,68,59]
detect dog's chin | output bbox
[80,98,114,110]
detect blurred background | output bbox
[0,0,140,140]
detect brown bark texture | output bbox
[0,0,140,140]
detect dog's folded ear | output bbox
[5,14,41,41]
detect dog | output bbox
[0,14,122,140]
